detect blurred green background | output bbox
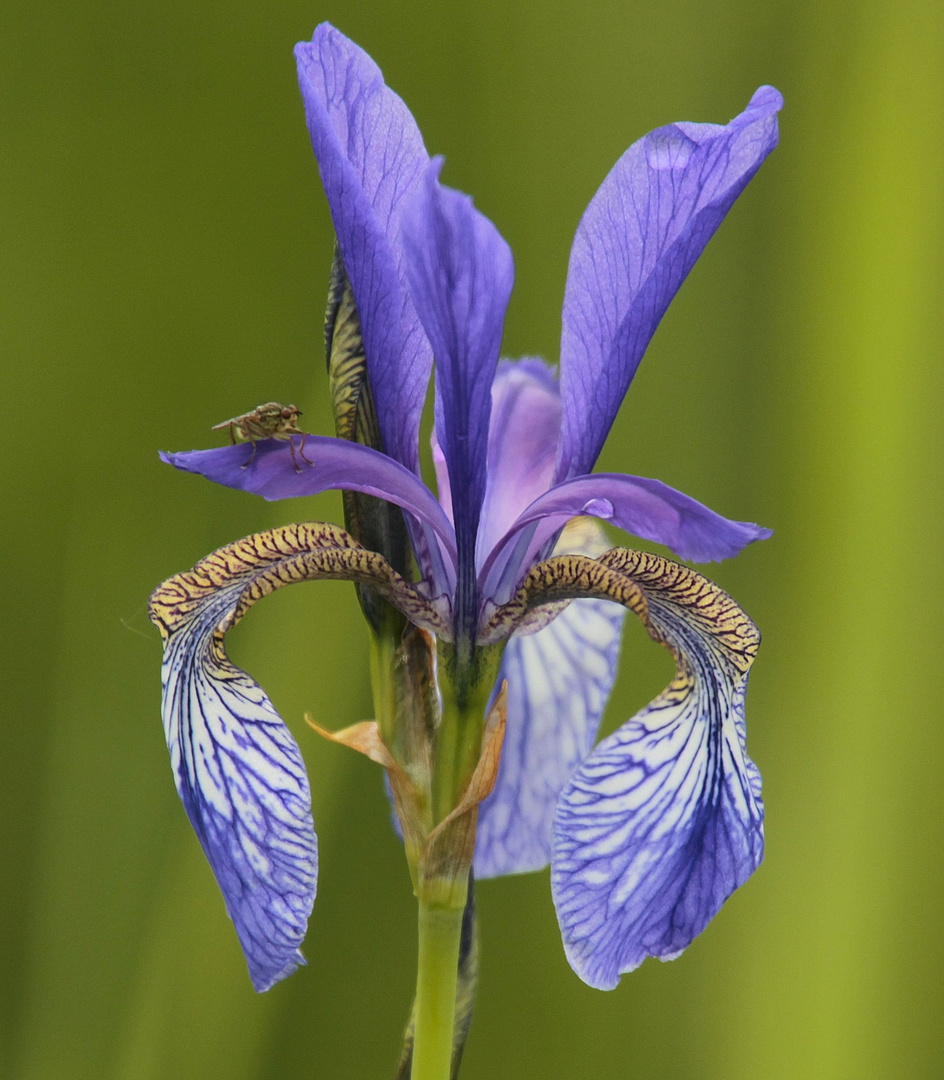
[2,0,942,1077]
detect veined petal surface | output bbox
[149,524,450,990]
[557,86,782,479]
[550,550,763,989]
[476,519,625,878]
[295,24,431,472]
[402,159,514,636]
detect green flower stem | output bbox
[369,630,399,745]
[433,643,502,823]
[411,897,466,1080]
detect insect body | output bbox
[212,402,313,472]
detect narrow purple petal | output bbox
[157,587,317,992]
[295,25,432,472]
[402,159,514,636]
[551,560,763,989]
[477,359,561,562]
[476,523,624,878]
[557,86,783,479]
[480,471,771,606]
[161,437,457,593]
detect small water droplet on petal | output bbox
[645,129,696,170]
[581,497,614,520]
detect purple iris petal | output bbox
[557,86,783,480]
[402,159,514,637]
[161,437,458,593]
[161,589,318,992]
[477,359,561,562]
[553,674,762,989]
[550,569,763,990]
[295,25,432,473]
[431,431,453,523]
[480,472,770,606]
[476,594,625,879]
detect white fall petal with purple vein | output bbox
[475,594,626,878]
[475,518,627,879]
[150,522,450,992]
[161,586,317,992]
[551,562,763,990]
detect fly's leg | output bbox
[228,422,237,446]
[241,439,259,470]
[297,432,314,467]
[288,439,302,473]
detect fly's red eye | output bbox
[281,408,293,419]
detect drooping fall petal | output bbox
[476,519,625,879]
[475,596,625,878]
[149,523,450,989]
[550,550,763,988]
[480,548,762,989]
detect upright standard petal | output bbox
[149,523,452,990]
[475,520,625,879]
[550,550,763,990]
[402,160,514,637]
[476,359,561,562]
[295,24,432,473]
[557,86,783,479]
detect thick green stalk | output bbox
[396,872,478,1080]
[411,898,466,1080]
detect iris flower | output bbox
[150,23,780,1002]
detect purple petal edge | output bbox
[476,358,561,563]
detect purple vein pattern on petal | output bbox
[161,437,458,594]
[295,25,431,473]
[476,521,625,879]
[557,86,783,479]
[157,585,317,992]
[551,565,763,990]
[402,160,514,634]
